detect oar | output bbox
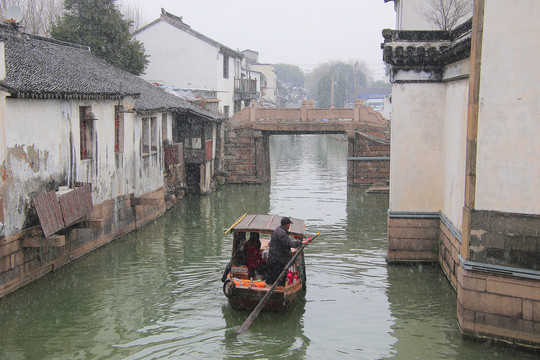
[235,232,320,336]
[225,213,247,234]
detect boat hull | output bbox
[224,277,303,311]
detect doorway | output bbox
[185,163,200,194]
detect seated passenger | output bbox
[245,232,267,277]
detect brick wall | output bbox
[223,127,269,183]
[224,126,389,186]
[347,132,390,186]
[0,188,165,298]
[164,164,186,209]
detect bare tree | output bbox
[119,0,148,32]
[1,0,63,36]
[421,0,473,31]
[1,0,145,36]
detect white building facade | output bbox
[0,24,221,297]
[240,49,278,106]
[133,9,243,117]
[383,0,540,348]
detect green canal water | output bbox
[0,135,536,359]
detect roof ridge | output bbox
[0,23,90,51]
[135,9,243,59]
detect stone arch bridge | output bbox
[221,100,391,187]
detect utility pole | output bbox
[353,62,358,102]
[330,74,335,108]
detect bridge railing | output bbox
[232,99,388,128]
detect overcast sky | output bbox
[127,0,397,80]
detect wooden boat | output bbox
[222,214,307,311]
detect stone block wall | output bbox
[0,187,165,298]
[469,210,540,271]
[457,266,540,346]
[387,216,440,262]
[439,216,462,289]
[391,211,540,347]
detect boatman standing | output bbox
[266,217,309,286]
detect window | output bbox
[223,105,229,117]
[79,106,93,159]
[223,54,229,79]
[142,117,150,155]
[162,113,169,146]
[151,117,158,153]
[115,105,124,153]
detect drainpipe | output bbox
[461,0,485,259]
[0,41,7,169]
[0,41,6,235]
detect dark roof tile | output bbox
[0,25,221,120]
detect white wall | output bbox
[440,78,468,230]
[250,64,277,104]
[389,82,444,212]
[475,1,540,214]
[394,0,432,30]
[135,21,218,89]
[1,98,166,235]
[216,52,241,116]
[135,21,241,115]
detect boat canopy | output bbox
[230,214,306,237]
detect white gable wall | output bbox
[135,20,242,116]
[136,21,218,90]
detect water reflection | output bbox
[0,135,537,359]
[270,135,348,226]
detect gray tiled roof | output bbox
[0,25,222,120]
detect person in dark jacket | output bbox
[265,217,308,285]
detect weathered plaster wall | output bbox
[1,99,166,236]
[2,99,74,235]
[475,1,540,214]
[389,82,444,212]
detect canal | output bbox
[0,135,535,359]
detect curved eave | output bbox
[134,106,224,122]
[382,19,473,72]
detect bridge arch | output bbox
[222,99,391,186]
